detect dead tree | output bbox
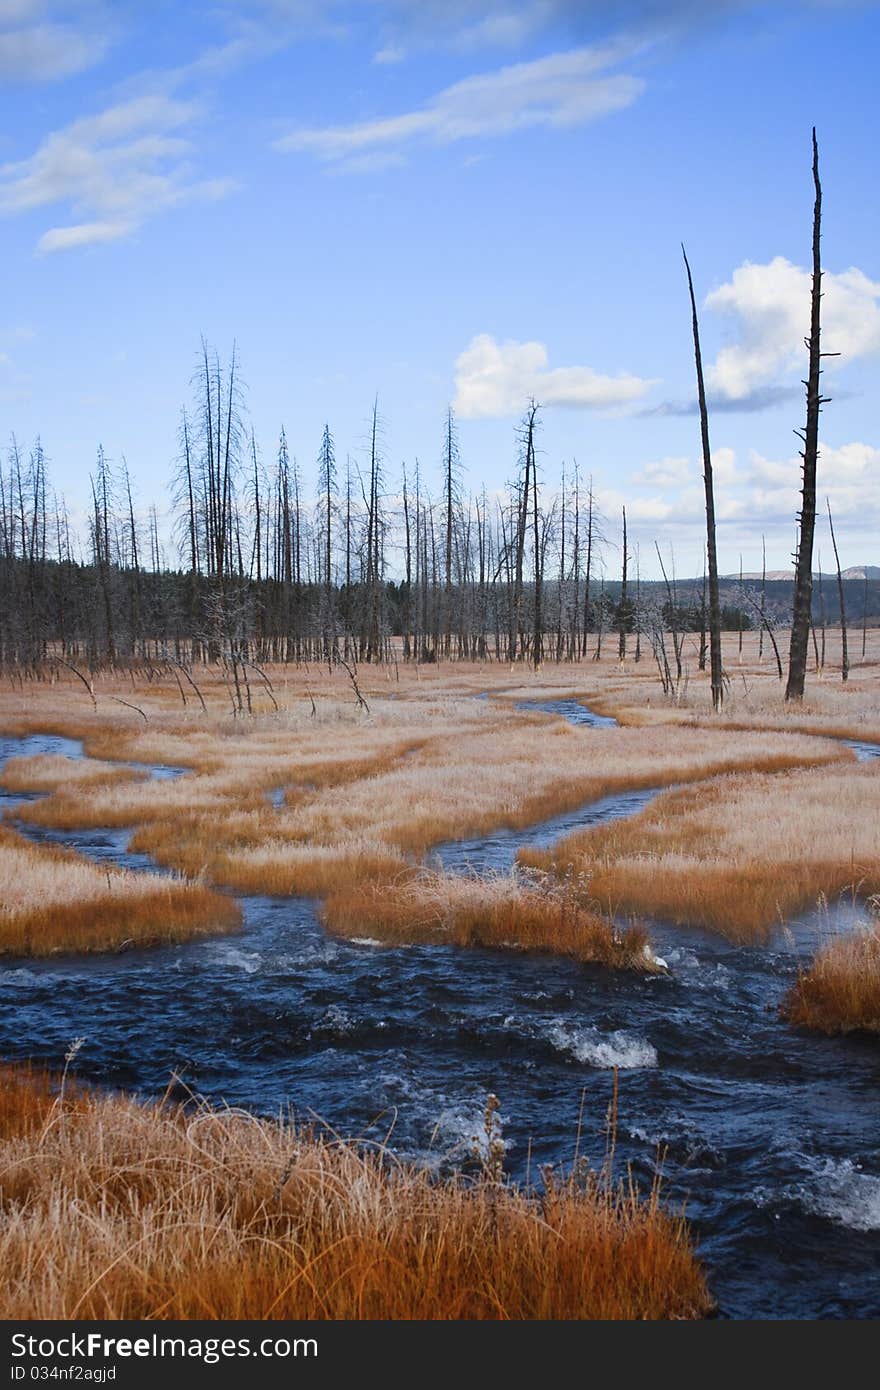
[530,404,542,669]
[787,130,833,701]
[442,407,459,658]
[683,244,723,710]
[826,497,849,682]
[654,541,683,680]
[759,535,767,660]
[618,506,628,662]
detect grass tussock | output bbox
[0,1066,711,1320]
[783,922,880,1035]
[322,870,656,970]
[0,754,148,793]
[522,762,880,942]
[0,826,240,956]
[128,816,409,897]
[0,1063,80,1140]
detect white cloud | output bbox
[0,93,237,252]
[705,257,880,400]
[748,441,880,524]
[712,444,737,485]
[453,332,653,418]
[0,2,110,81]
[623,496,676,523]
[276,43,645,168]
[373,43,405,63]
[36,220,132,253]
[628,449,738,531]
[633,455,691,487]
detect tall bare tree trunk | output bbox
[683,245,723,711]
[530,404,542,669]
[618,506,628,662]
[787,129,827,702]
[826,498,849,682]
[759,535,766,660]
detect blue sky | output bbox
[1,0,878,576]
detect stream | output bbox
[0,704,878,1319]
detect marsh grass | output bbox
[783,919,880,1034]
[322,870,655,969]
[0,654,869,960]
[522,763,880,941]
[0,754,149,793]
[0,1064,711,1320]
[592,630,880,745]
[0,826,240,956]
[81,724,847,915]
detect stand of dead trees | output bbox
[0,386,622,675]
[1,130,867,692]
[1,361,863,687]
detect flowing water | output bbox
[0,706,878,1319]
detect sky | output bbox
[1,0,879,577]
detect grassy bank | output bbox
[0,1063,712,1320]
[0,826,240,956]
[321,869,656,969]
[783,921,880,1035]
[522,762,880,942]
[0,648,871,959]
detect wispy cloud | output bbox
[0,1,112,81]
[453,332,653,418]
[36,220,133,253]
[642,383,802,416]
[0,93,237,253]
[243,1,822,61]
[276,42,646,169]
[372,42,405,63]
[633,455,692,487]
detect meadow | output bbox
[1,629,878,1321]
[2,631,872,985]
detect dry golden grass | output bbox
[114,724,845,902]
[783,920,880,1035]
[588,629,880,745]
[0,753,148,793]
[0,1064,711,1320]
[523,762,880,942]
[0,825,240,956]
[321,870,657,970]
[0,643,874,959]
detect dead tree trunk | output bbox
[826,497,849,682]
[683,244,723,711]
[787,129,829,702]
[618,506,628,662]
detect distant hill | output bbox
[841,565,880,581]
[729,567,879,582]
[733,571,794,582]
[602,569,880,627]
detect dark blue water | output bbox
[1,707,878,1320]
